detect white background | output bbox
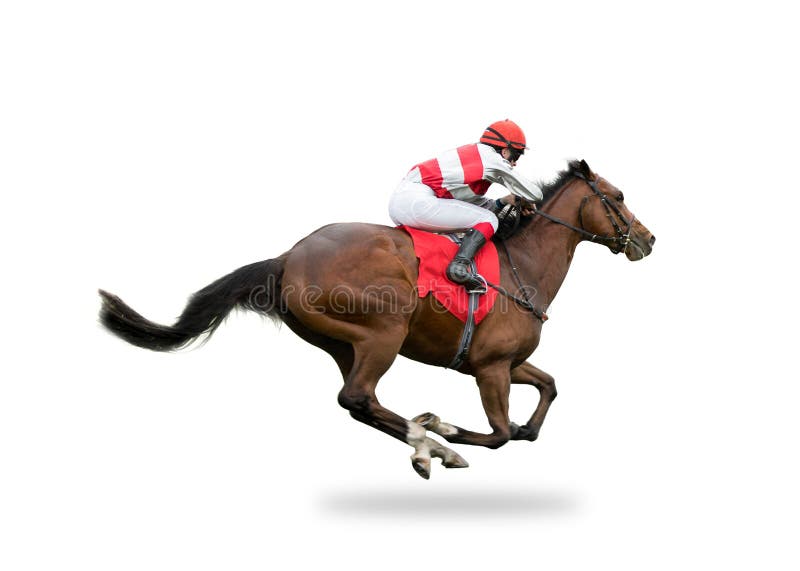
[2,1,799,569]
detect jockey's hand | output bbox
[501,194,537,216]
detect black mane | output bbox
[537,159,592,205]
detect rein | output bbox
[485,242,548,322]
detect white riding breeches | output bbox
[388,180,498,233]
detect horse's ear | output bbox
[578,159,592,176]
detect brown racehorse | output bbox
[99,159,655,479]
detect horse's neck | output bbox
[507,181,583,309]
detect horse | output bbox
[99,159,655,479]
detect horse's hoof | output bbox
[442,451,469,469]
[412,412,440,430]
[509,422,521,438]
[411,456,431,480]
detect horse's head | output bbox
[573,160,654,260]
[537,160,655,261]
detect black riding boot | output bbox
[446,229,487,290]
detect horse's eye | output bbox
[617,192,625,202]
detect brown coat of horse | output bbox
[99,159,655,479]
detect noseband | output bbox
[532,172,635,254]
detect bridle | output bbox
[531,171,636,255]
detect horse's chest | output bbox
[473,311,542,362]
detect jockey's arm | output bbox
[483,154,544,203]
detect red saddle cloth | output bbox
[400,226,500,324]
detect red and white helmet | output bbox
[479,119,527,151]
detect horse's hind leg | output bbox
[281,310,355,377]
[508,361,557,441]
[337,332,467,479]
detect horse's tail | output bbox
[98,257,286,352]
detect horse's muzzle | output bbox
[625,223,655,261]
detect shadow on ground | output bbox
[316,487,581,519]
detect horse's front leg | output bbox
[415,362,513,449]
[508,361,557,441]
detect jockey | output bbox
[389,119,544,289]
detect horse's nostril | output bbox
[649,235,656,247]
